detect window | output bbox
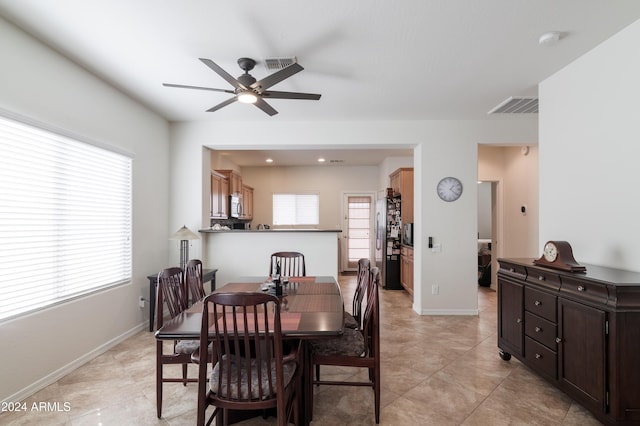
[0,114,132,322]
[272,193,319,226]
[346,195,372,269]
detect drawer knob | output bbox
[538,275,545,281]
[535,326,542,332]
[516,318,522,324]
[534,300,542,306]
[509,268,515,272]
[556,337,562,343]
[577,285,585,292]
[535,353,542,359]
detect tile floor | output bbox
[0,274,603,425]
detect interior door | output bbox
[342,193,374,271]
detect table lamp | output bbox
[169,225,199,269]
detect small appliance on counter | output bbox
[403,223,413,246]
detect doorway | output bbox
[341,192,375,272]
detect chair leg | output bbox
[182,363,188,386]
[156,365,162,418]
[315,364,320,383]
[374,366,380,424]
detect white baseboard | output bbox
[420,308,479,315]
[2,323,147,404]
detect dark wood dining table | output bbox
[154,275,345,425]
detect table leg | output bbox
[302,340,312,425]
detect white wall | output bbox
[379,156,414,190]
[204,231,339,286]
[477,182,492,239]
[169,119,538,316]
[0,17,170,401]
[478,145,540,258]
[539,19,640,272]
[241,165,380,229]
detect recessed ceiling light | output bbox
[317,158,326,163]
[265,158,273,163]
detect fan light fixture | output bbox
[237,91,258,104]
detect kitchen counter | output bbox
[200,228,342,233]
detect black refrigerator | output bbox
[375,192,403,290]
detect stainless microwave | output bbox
[229,194,243,218]
[403,223,413,246]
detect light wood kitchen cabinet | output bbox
[210,171,228,218]
[241,184,253,220]
[400,245,414,295]
[389,168,413,225]
[216,169,242,195]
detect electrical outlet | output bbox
[432,285,439,295]
[138,296,145,308]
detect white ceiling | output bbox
[1,1,639,165]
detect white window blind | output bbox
[0,114,132,322]
[272,193,319,226]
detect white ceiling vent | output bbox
[264,56,298,71]
[488,97,538,114]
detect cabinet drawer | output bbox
[560,276,609,304]
[525,312,557,350]
[525,337,557,380]
[526,267,561,291]
[524,287,557,322]
[498,260,526,280]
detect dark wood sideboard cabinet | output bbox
[497,258,640,425]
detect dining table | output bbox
[154,275,345,425]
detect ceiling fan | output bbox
[163,57,321,116]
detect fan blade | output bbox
[199,58,247,90]
[262,91,321,100]
[163,83,234,94]
[206,97,238,113]
[251,63,304,92]
[254,98,278,116]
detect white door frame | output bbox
[341,191,376,272]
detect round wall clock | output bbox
[436,176,463,202]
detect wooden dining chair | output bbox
[185,258,206,305]
[344,258,371,329]
[309,267,381,424]
[195,292,302,426]
[269,251,306,277]
[156,267,199,418]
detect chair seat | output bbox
[343,312,359,329]
[211,355,297,400]
[175,339,200,354]
[310,327,365,357]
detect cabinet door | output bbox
[400,250,413,295]
[558,298,606,412]
[498,277,524,356]
[241,185,253,219]
[210,173,221,218]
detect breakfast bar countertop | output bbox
[199,228,342,233]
